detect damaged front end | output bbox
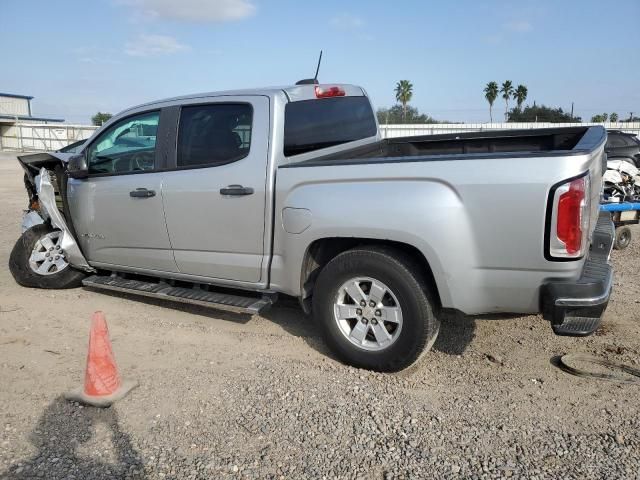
[17,153,94,272]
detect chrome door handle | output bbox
[130,188,156,198]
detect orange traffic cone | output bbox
[65,311,138,407]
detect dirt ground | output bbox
[0,152,639,479]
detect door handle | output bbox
[129,188,156,198]
[220,184,254,196]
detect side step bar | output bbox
[552,316,602,336]
[82,275,275,315]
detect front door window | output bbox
[87,111,160,175]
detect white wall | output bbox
[0,123,98,151]
[380,122,640,139]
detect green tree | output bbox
[91,112,113,126]
[514,84,528,110]
[610,112,619,123]
[483,81,499,122]
[591,113,609,122]
[508,104,580,122]
[394,80,414,122]
[500,80,514,120]
[376,105,443,124]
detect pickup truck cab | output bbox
[10,83,614,371]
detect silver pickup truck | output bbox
[10,83,614,371]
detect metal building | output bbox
[0,92,64,122]
[0,92,96,151]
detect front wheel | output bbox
[9,224,86,289]
[312,246,439,372]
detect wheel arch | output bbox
[298,237,442,315]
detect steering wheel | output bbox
[131,151,154,170]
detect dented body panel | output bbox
[16,152,94,272]
[35,169,93,272]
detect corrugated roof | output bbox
[0,92,34,100]
[0,114,65,123]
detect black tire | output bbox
[312,246,439,372]
[9,224,86,289]
[614,226,632,250]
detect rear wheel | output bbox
[614,226,632,250]
[312,246,439,372]
[9,224,85,289]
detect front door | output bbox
[68,110,178,272]
[161,97,270,283]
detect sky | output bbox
[1,0,639,124]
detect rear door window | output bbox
[283,96,377,156]
[177,103,253,168]
[607,135,627,148]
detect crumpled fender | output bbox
[22,210,45,232]
[36,167,95,272]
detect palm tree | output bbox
[395,80,413,122]
[500,80,514,120]
[483,82,499,122]
[611,112,619,123]
[514,84,528,110]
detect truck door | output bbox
[67,109,178,272]
[161,96,270,284]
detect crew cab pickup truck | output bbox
[10,83,614,371]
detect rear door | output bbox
[68,109,178,272]
[161,96,270,283]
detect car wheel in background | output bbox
[614,226,632,250]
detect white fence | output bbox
[380,122,640,139]
[0,123,98,152]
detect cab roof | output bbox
[121,84,366,116]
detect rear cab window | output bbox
[606,135,627,148]
[624,135,640,147]
[283,96,377,157]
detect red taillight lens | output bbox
[556,179,585,254]
[315,85,346,98]
[549,175,590,259]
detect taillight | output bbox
[315,85,345,98]
[548,175,590,259]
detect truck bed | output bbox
[274,125,607,316]
[287,127,606,167]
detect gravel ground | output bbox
[0,152,639,479]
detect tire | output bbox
[9,224,86,289]
[312,246,439,372]
[614,226,632,250]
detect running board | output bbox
[82,275,274,315]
